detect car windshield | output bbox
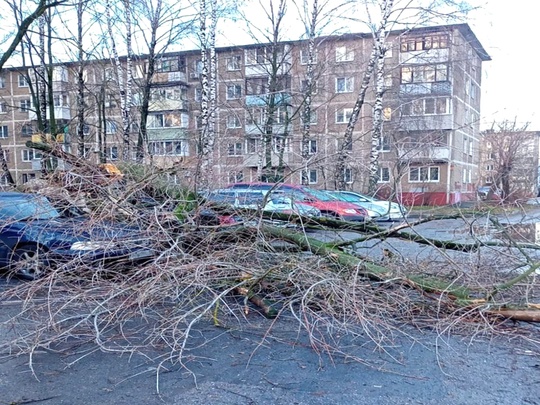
[332,193,361,203]
[302,187,336,202]
[0,195,60,221]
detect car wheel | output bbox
[10,245,47,280]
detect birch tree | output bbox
[334,0,393,191]
[194,0,218,192]
[105,0,134,161]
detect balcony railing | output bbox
[397,144,450,162]
[28,106,71,121]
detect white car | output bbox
[329,191,407,221]
[264,194,321,217]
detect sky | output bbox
[467,0,540,130]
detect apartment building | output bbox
[0,23,489,205]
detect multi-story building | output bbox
[0,23,489,205]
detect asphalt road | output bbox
[1,212,540,404]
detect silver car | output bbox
[328,191,407,221]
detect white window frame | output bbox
[377,136,391,152]
[409,166,440,183]
[343,168,353,184]
[226,84,242,100]
[308,169,318,184]
[308,139,317,154]
[272,137,291,153]
[246,138,259,154]
[0,76,5,88]
[300,49,318,65]
[227,142,243,156]
[18,74,29,87]
[301,110,317,125]
[378,167,390,183]
[336,77,353,93]
[335,46,354,62]
[226,55,241,71]
[105,121,117,134]
[20,99,31,112]
[227,115,241,128]
[336,108,353,123]
[228,170,244,183]
[0,125,8,138]
[20,124,33,137]
[0,102,7,114]
[21,149,42,162]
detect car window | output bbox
[302,187,335,202]
[0,196,60,221]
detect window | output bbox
[226,84,242,100]
[195,88,202,102]
[377,136,390,152]
[106,121,117,134]
[18,74,29,87]
[309,169,318,184]
[336,77,353,93]
[384,73,393,88]
[300,49,317,64]
[20,99,31,112]
[0,76,5,88]
[378,167,390,183]
[105,94,116,108]
[301,110,318,125]
[400,64,448,84]
[401,97,450,116]
[246,108,265,126]
[227,115,241,128]
[227,142,243,156]
[53,94,68,107]
[343,168,353,184]
[148,140,189,156]
[0,126,8,138]
[22,149,42,161]
[273,137,290,153]
[148,112,184,128]
[275,106,288,124]
[400,34,449,52]
[246,77,267,95]
[301,79,318,95]
[21,124,33,137]
[486,164,494,171]
[383,107,392,121]
[308,139,317,154]
[104,68,115,82]
[336,108,353,123]
[246,138,259,153]
[227,55,241,71]
[409,166,440,182]
[245,47,271,65]
[194,60,203,74]
[105,146,118,160]
[228,171,244,183]
[0,102,7,113]
[335,46,354,62]
[156,57,184,73]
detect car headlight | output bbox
[71,241,110,251]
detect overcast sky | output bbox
[467,0,539,130]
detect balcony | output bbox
[28,106,71,121]
[243,152,290,167]
[397,114,454,131]
[399,48,449,64]
[245,123,287,136]
[245,92,291,106]
[397,144,451,162]
[148,99,188,112]
[147,128,188,141]
[400,81,451,96]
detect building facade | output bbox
[0,23,490,205]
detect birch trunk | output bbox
[300,0,318,185]
[76,0,85,158]
[196,0,210,191]
[368,0,393,194]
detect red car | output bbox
[226,183,368,221]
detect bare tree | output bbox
[481,120,536,201]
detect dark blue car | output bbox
[0,192,155,279]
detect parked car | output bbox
[328,190,407,221]
[0,192,156,280]
[203,189,321,220]
[477,185,502,201]
[226,183,368,221]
